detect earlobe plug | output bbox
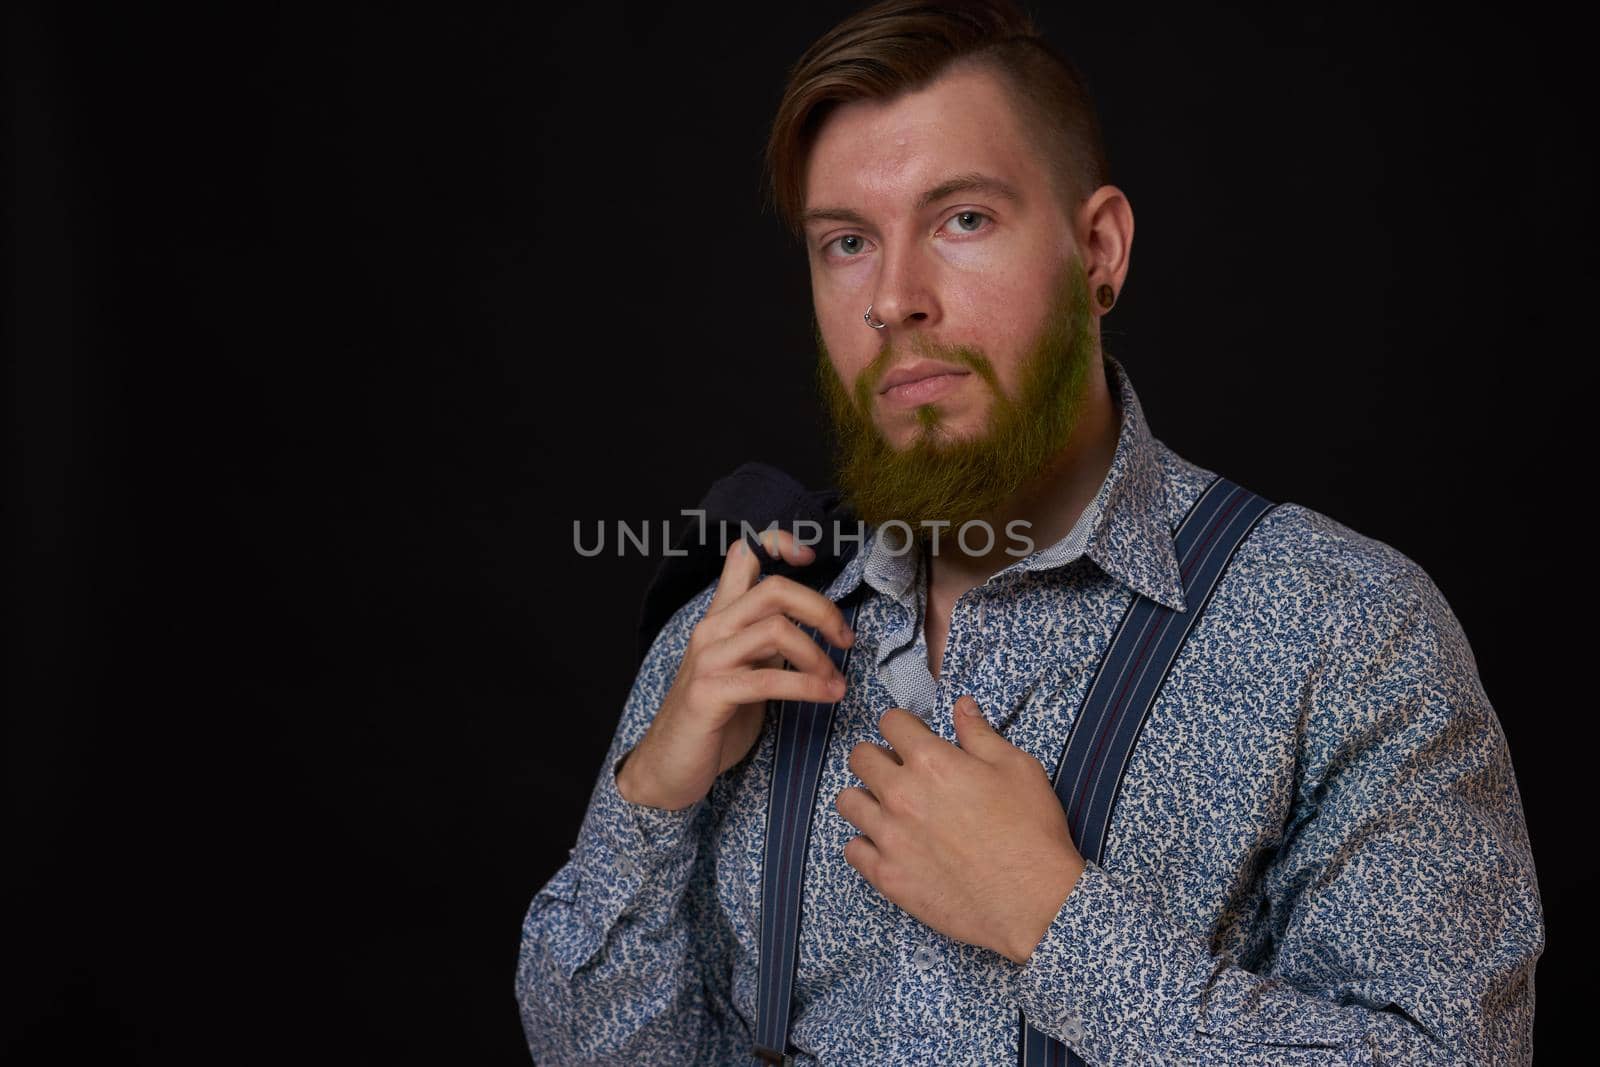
[1096,284,1115,310]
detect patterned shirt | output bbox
[862,430,1106,721]
[516,352,1544,1065]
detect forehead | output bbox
[802,64,1042,216]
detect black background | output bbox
[8,2,1590,1063]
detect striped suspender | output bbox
[752,476,1277,1066]
[752,592,866,1067]
[1019,475,1277,1067]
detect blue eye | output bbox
[943,210,991,234]
[821,210,993,259]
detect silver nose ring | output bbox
[864,305,887,329]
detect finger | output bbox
[700,612,844,681]
[877,706,939,762]
[843,832,883,887]
[847,739,903,795]
[713,573,855,650]
[706,534,764,616]
[751,526,818,568]
[707,527,817,616]
[834,784,886,840]
[705,665,847,708]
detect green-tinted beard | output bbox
[814,253,1098,549]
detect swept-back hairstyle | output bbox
[762,0,1112,245]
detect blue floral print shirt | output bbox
[516,352,1544,1065]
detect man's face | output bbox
[801,62,1101,540]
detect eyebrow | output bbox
[800,172,1021,230]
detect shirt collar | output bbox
[1082,352,1187,612]
[822,351,1187,614]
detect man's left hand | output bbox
[835,695,1087,966]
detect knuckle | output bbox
[712,672,746,701]
[872,855,899,895]
[684,674,714,703]
[850,740,881,771]
[690,616,722,647]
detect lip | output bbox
[878,364,972,410]
[876,359,971,395]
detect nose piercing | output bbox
[864,305,887,329]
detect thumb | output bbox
[953,694,1002,755]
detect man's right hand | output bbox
[615,528,855,812]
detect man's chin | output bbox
[878,433,956,456]
[875,417,977,453]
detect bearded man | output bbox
[517,2,1543,1064]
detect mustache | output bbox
[851,341,1002,414]
[807,250,1099,534]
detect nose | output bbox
[868,243,941,331]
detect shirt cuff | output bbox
[1011,858,1209,1057]
[567,749,708,924]
[1013,859,1370,1058]
[595,749,706,856]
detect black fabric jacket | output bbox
[633,461,861,669]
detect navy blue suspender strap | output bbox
[752,590,866,1067]
[1019,475,1277,1067]
[752,475,1277,1066]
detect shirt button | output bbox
[617,854,637,878]
[912,944,938,972]
[1061,1015,1085,1044]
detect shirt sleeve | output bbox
[1008,559,1545,1065]
[515,578,751,1065]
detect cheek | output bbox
[958,271,1042,327]
[825,355,873,406]
[811,259,875,309]
[942,274,1010,335]
[817,301,871,351]
[957,282,1055,378]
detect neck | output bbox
[925,352,1119,598]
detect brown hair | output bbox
[762,0,1112,245]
